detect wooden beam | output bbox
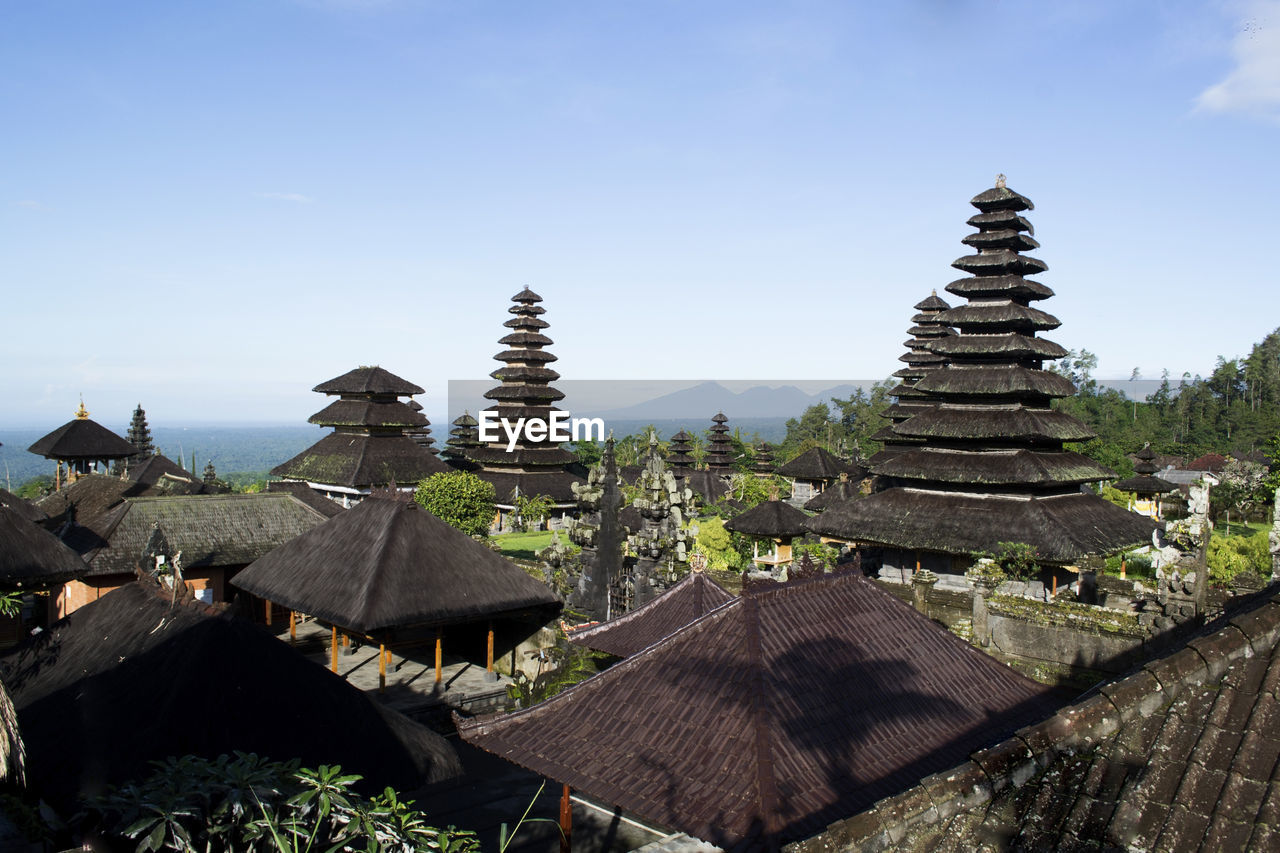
[264,599,272,626]
[487,623,495,673]
[330,625,338,673]
[289,610,296,644]
[559,783,572,853]
[379,643,387,692]
[435,629,443,684]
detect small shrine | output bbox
[443,412,482,468]
[752,442,776,478]
[1113,444,1178,520]
[724,496,810,571]
[28,401,138,489]
[776,446,862,505]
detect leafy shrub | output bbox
[414,471,496,537]
[1208,530,1270,585]
[84,752,479,852]
[972,542,1041,580]
[694,517,744,572]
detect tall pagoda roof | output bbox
[28,405,136,462]
[811,180,1154,562]
[567,572,734,657]
[0,503,88,587]
[308,400,428,429]
[724,498,810,539]
[312,366,424,396]
[0,577,460,813]
[460,570,1057,850]
[232,497,561,634]
[271,432,448,489]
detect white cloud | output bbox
[1196,1,1280,119]
[255,192,315,203]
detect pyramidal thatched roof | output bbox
[567,572,734,657]
[724,498,810,538]
[461,569,1056,850]
[0,578,461,812]
[232,496,561,634]
[28,416,136,461]
[0,503,88,587]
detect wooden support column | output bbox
[435,629,443,685]
[559,783,572,853]
[378,643,387,692]
[341,632,350,648]
[264,599,272,626]
[289,610,296,644]
[330,625,338,673]
[487,622,495,673]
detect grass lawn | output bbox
[493,530,574,561]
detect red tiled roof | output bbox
[460,569,1056,851]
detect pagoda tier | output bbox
[443,412,481,468]
[812,181,1155,563]
[1114,444,1178,496]
[703,413,734,474]
[752,442,775,477]
[869,291,954,468]
[468,289,583,505]
[666,430,696,473]
[271,366,447,495]
[404,400,439,456]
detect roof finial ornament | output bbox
[75,395,89,420]
[995,173,1007,189]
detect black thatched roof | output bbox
[308,399,428,429]
[58,492,328,577]
[0,504,88,587]
[875,448,1115,488]
[1112,474,1179,496]
[474,469,584,504]
[567,572,734,657]
[28,417,136,461]
[0,579,461,812]
[124,454,204,493]
[36,474,134,530]
[681,470,730,504]
[894,406,1096,443]
[808,489,1156,564]
[265,481,346,518]
[232,497,561,634]
[775,447,857,482]
[0,488,47,524]
[913,365,1077,398]
[724,499,810,538]
[802,479,861,512]
[271,431,449,489]
[312,366,423,396]
[460,570,1057,851]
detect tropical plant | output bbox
[414,471,496,537]
[514,493,554,532]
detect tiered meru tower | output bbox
[468,288,583,511]
[272,366,447,506]
[704,413,734,474]
[812,180,1154,567]
[868,291,953,469]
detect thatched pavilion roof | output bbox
[775,447,858,482]
[460,570,1057,851]
[567,572,734,657]
[313,365,424,397]
[0,503,87,587]
[0,488,47,524]
[232,497,561,635]
[802,479,861,512]
[724,499,810,539]
[0,578,461,812]
[808,489,1156,564]
[28,412,136,463]
[271,431,448,489]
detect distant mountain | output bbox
[592,382,866,420]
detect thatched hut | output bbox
[810,181,1155,578]
[1113,444,1178,520]
[725,498,811,569]
[0,577,461,813]
[231,496,561,686]
[776,446,864,505]
[567,571,734,658]
[466,289,584,526]
[272,365,448,507]
[28,401,137,489]
[460,569,1057,851]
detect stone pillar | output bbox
[912,569,938,617]
[967,560,1002,649]
[1078,555,1101,606]
[1270,486,1280,582]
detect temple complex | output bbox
[28,401,138,489]
[466,288,583,524]
[869,292,953,470]
[271,365,447,506]
[811,180,1155,575]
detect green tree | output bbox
[514,493,554,532]
[414,470,496,537]
[694,517,744,572]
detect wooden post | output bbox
[1051,574,1058,597]
[486,623,495,673]
[559,783,572,853]
[289,610,296,644]
[264,599,272,626]
[342,632,349,648]
[915,552,921,574]
[330,625,338,673]
[377,646,385,690]
[1120,559,1127,580]
[435,629,443,685]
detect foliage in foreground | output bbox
[414,471,496,538]
[84,753,479,853]
[1208,529,1271,585]
[973,542,1041,581]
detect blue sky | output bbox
[2,0,1277,428]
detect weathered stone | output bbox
[1099,670,1165,721]
[1188,625,1249,682]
